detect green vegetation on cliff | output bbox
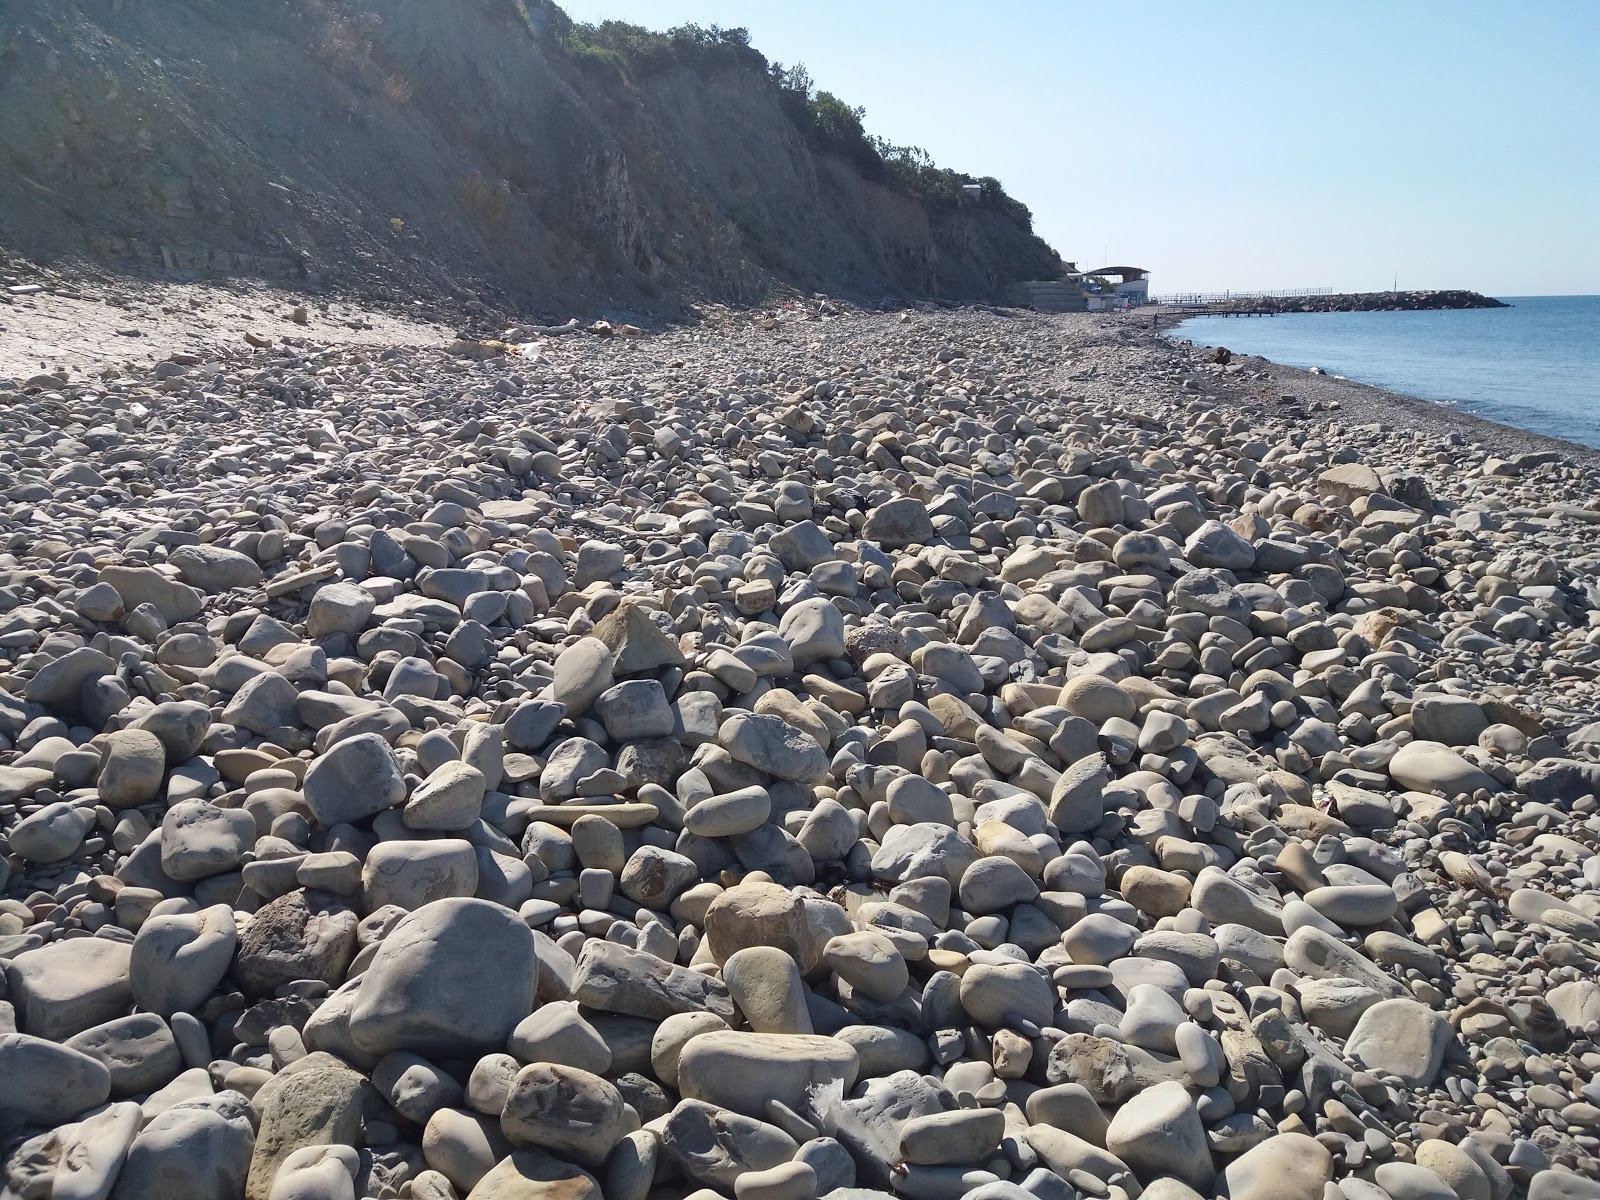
[528,6,1042,230]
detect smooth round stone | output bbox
[464,1149,601,1200]
[592,679,675,741]
[131,903,239,1015]
[834,1024,930,1077]
[1387,740,1497,798]
[720,712,829,782]
[676,1031,858,1118]
[605,1130,659,1200]
[1374,1162,1461,1200]
[1302,883,1398,926]
[268,1144,360,1200]
[8,800,93,862]
[959,962,1056,1028]
[462,1056,521,1119]
[1062,912,1137,965]
[661,1098,798,1190]
[1344,998,1452,1087]
[1414,1140,1493,1200]
[959,855,1040,914]
[1074,479,1126,528]
[1120,983,1187,1054]
[823,930,909,1003]
[96,728,168,808]
[500,1064,627,1168]
[900,1107,1005,1165]
[302,733,406,825]
[1131,930,1219,987]
[373,1052,466,1126]
[793,1138,854,1195]
[6,938,133,1040]
[0,1033,112,1125]
[1528,1170,1600,1199]
[1104,1079,1213,1192]
[52,1100,142,1200]
[347,898,536,1059]
[159,798,256,882]
[64,1012,182,1097]
[306,583,377,638]
[1219,1133,1331,1200]
[684,786,772,838]
[1025,1083,1110,1145]
[403,761,486,831]
[1060,675,1136,723]
[1053,964,1115,990]
[508,1002,612,1074]
[362,838,479,911]
[577,868,614,910]
[1043,849,1103,896]
[116,1089,256,1199]
[722,946,812,1035]
[1280,898,1346,938]
[886,774,956,825]
[650,1012,731,1091]
[1175,1021,1223,1088]
[1119,865,1192,917]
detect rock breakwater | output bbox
[1209,291,1508,315]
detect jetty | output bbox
[1150,288,1506,316]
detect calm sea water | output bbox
[1170,295,1600,448]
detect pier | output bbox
[1149,303,1277,320]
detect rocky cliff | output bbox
[0,0,1063,316]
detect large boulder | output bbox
[500,1064,628,1168]
[348,898,537,1058]
[1344,998,1453,1087]
[112,1092,256,1200]
[170,544,265,591]
[1220,1133,1332,1200]
[246,1058,368,1200]
[302,733,407,826]
[463,1149,602,1200]
[1388,741,1498,798]
[0,1033,112,1125]
[676,1030,858,1118]
[235,889,359,999]
[861,497,934,548]
[702,881,851,974]
[4,937,133,1039]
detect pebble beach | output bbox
[3,295,1600,1200]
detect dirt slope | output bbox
[0,0,1062,317]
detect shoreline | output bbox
[4,296,1600,1194]
[1144,314,1600,468]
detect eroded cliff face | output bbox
[0,0,1061,315]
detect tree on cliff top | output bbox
[522,1,1036,227]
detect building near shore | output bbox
[1081,266,1150,309]
[1011,263,1150,311]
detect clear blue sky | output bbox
[558,1,1598,297]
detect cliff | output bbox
[0,0,1063,316]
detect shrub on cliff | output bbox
[522,2,1039,233]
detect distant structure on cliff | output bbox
[1012,263,1151,312]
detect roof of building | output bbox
[1083,266,1148,281]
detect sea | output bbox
[1169,295,1600,449]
